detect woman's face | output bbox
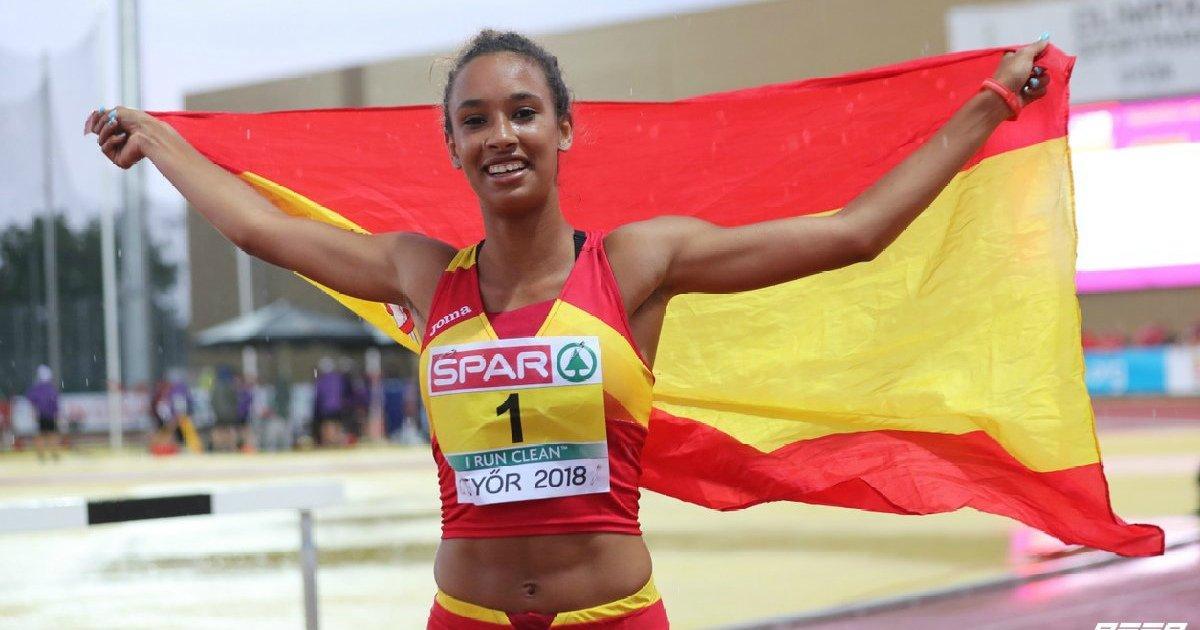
[445,52,572,214]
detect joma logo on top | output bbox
[431,345,553,393]
[430,306,472,336]
[1095,623,1189,630]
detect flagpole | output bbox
[40,53,62,384]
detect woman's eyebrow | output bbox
[456,92,542,110]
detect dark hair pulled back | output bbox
[442,30,571,135]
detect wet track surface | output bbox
[770,542,1199,629]
[1,414,1198,629]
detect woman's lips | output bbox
[484,160,530,184]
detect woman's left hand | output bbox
[992,36,1053,105]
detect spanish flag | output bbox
[156,46,1163,556]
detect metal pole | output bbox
[101,8,124,450]
[364,347,382,440]
[102,198,124,450]
[118,0,153,387]
[236,250,256,378]
[298,508,320,630]
[40,53,62,382]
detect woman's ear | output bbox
[446,134,462,169]
[558,115,573,151]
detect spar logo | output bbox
[430,344,553,393]
[556,341,597,383]
[429,337,602,395]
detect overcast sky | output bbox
[1,0,762,209]
[2,0,761,110]
[0,0,761,321]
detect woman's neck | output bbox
[479,196,574,284]
[476,195,576,312]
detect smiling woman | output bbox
[85,28,1058,628]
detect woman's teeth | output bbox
[487,161,527,175]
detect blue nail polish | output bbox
[107,110,117,122]
[1039,32,1050,41]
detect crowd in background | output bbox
[0,356,428,460]
[1082,321,1200,350]
[5,320,1200,459]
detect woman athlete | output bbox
[87,30,1051,629]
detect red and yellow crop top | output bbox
[418,230,653,538]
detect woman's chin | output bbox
[478,188,550,216]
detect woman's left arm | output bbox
[619,38,1052,298]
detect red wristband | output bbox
[981,78,1021,121]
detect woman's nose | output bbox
[486,118,517,150]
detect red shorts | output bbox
[427,578,669,629]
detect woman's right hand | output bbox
[82,105,454,316]
[84,107,161,169]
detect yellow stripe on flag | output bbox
[239,171,419,352]
[653,138,1094,472]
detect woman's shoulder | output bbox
[605,215,713,260]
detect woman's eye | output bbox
[513,108,536,120]
[463,115,484,126]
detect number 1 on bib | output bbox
[496,393,523,443]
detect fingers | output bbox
[1013,35,1050,63]
[1029,37,1051,59]
[114,140,142,169]
[101,131,128,155]
[1021,71,1051,102]
[84,109,100,135]
[97,113,122,146]
[89,109,112,135]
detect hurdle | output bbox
[0,481,344,630]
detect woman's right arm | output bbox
[85,107,453,313]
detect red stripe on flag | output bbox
[153,47,1073,247]
[640,408,1163,557]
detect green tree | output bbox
[0,214,184,394]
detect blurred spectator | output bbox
[236,374,256,452]
[26,365,61,462]
[149,378,179,455]
[405,378,429,443]
[210,366,241,452]
[313,357,347,447]
[341,356,368,445]
[150,368,197,455]
[259,374,292,452]
[0,392,12,451]
[171,368,204,453]
[1081,329,1127,350]
[168,368,193,419]
[1131,323,1173,347]
[1184,321,1200,345]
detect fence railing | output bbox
[0,481,345,630]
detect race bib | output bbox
[426,336,608,505]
